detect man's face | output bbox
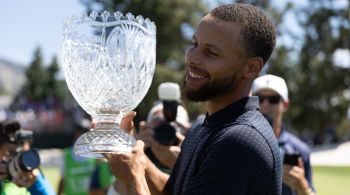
[182,14,248,102]
[255,89,285,119]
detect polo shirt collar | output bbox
[204,96,259,128]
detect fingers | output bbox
[133,140,145,152]
[120,111,137,134]
[297,157,304,168]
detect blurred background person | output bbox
[57,119,96,195]
[88,159,115,195]
[252,74,316,195]
[138,82,190,171]
[0,120,55,195]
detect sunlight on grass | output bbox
[313,166,350,195]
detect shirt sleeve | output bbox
[182,128,276,195]
[28,170,56,195]
[303,152,315,191]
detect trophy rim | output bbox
[63,11,156,37]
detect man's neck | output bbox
[206,86,250,115]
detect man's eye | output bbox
[207,50,217,56]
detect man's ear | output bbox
[243,57,264,79]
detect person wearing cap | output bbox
[105,3,282,195]
[0,120,55,195]
[252,74,315,195]
[137,82,190,170]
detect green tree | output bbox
[46,56,60,98]
[21,47,48,102]
[234,0,349,141]
[286,0,350,141]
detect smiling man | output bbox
[106,3,282,195]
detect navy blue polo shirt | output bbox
[165,97,282,195]
[279,128,314,195]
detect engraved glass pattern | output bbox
[62,11,156,158]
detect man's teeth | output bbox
[189,72,205,79]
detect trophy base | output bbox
[74,129,136,159]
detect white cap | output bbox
[252,74,289,102]
[146,103,191,129]
[158,82,181,103]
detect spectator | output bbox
[57,119,96,195]
[0,120,55,195]
[252,74,315,195]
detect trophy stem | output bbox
[74,114,136,159]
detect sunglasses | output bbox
[258,95,282,104]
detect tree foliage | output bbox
[21,47,48,102]
[244,0,350,141]
[286,0,350,141]
[20,47,68,103]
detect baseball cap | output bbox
[147,103,190,129]
[252,74,289,102]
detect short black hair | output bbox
[211,3,276,65]
[0,120,21,145]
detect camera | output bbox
[6,149,41,180]
[283,153,300,166]
[153,82,182,146]
[0,121,40,180]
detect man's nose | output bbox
[186,48,202,65]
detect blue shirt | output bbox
[165,97,282,195]
[28,171,55,195]
[279,128,314,195]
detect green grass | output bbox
[313,166,350,195]
[41,166,350,194]
[41,166,60,193]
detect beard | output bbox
[181,70,241,102]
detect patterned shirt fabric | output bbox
[165,97,282,195]
[279,128,314,195]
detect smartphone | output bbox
[283,153,300,166]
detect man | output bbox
[0,121,55,195]
[58,119,96,195]
[106,3,282,194]
[252,74,316,195]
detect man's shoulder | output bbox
[217,123,276,154]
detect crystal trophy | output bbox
[62,11,156,158]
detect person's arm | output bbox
[282,158,315,195]
[106,112,170,195]
[105,141,150,195]
[144,157,170,195]
[27,170,55,195]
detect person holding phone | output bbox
[252,74,316,195]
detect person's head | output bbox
[147,103,191,131]
[0,121,21,162]
[182,3,276,102]
[252,74,288,136]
